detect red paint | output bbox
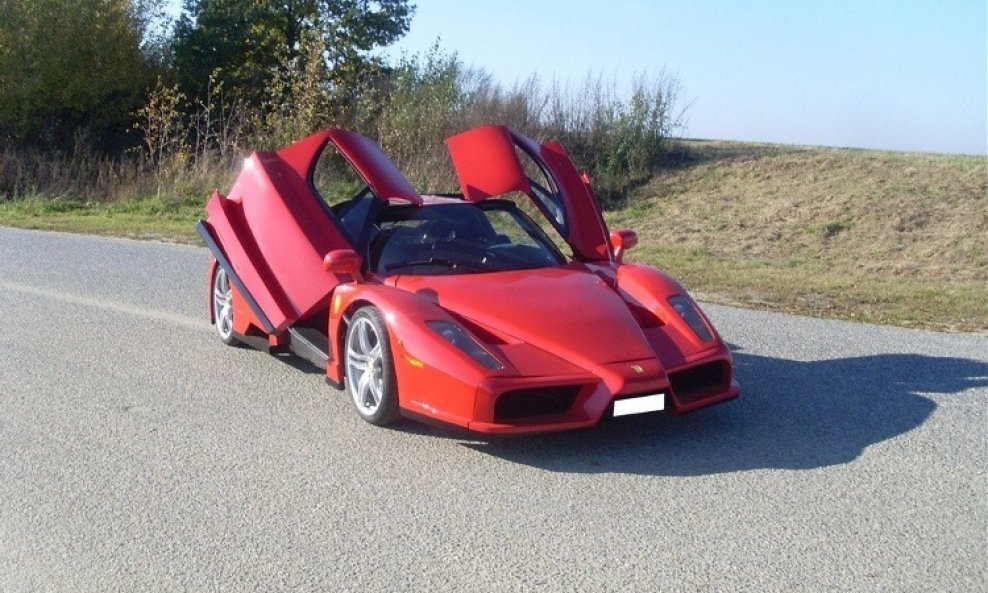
[201,126,740,434]
[447,125,612,262]
[447,125,532,200]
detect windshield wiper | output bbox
[385,258,497,273]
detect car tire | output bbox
[344,306,400,426]
[211,264,240,346]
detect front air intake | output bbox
[494,387,581,421]
[668,360,730,403]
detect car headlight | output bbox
[426,320,504,370]
[667,294,714,342]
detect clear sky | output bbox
[385,0,987,155]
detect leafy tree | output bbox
[0,0,161,149]
[171,0,414,113]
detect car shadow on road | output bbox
[460,351,988,476]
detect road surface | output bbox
[1,227,985,592]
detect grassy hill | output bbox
[2,140,985,331]
[608,140,987,331]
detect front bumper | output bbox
[464,350,740,435]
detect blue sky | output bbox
[387,0,986,155]
[167,1,987,154]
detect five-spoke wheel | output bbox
[345,307,399,425]
[211,264,239,345]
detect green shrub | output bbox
[5,46,684,209]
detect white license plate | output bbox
[612,393,665,417]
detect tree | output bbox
[171,0,414,114]
[0,0,161,149]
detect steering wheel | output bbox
[422,220,457,244]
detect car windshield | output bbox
[368,200,567,275]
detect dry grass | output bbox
[609,140,987,331]
[2,139,985,332]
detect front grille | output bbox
[668,361,729,403]
[494,386,581,421]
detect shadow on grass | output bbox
[599,140,795,209]
[459,350,987,476]
[659,139,792,170]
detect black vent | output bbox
[626,303,664,328]
[494,387,581,421]
[669,361,729,402]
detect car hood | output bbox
[393,265,655,368]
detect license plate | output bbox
[612,393,665,417]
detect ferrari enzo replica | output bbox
[197,125,739,434]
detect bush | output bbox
[5,46,685,209]
[0,135,148,202]
[375,49,685,203]
[375,46,466,190]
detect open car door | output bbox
[197,129,421,334]
[446,125,612,262]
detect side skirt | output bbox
[287,327,332,370]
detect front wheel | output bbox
[211,264,240,346]
[344,307,400,426]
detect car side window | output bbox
[311,144,367,207]
[514,146,568,236]
[337,193,375,246]
[493,191,573,258]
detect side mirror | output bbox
[323,249,363,282]
[609,229,638,264]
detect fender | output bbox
[327,283,519,429]
[616,263,725,362]
[616,263,686,312]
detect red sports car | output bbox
[197,125,739,434]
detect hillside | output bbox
[608,141,987,331]
[1,140,985,331]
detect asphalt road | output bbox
[1,226,985,593]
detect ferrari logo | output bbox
[631,364,644,374]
